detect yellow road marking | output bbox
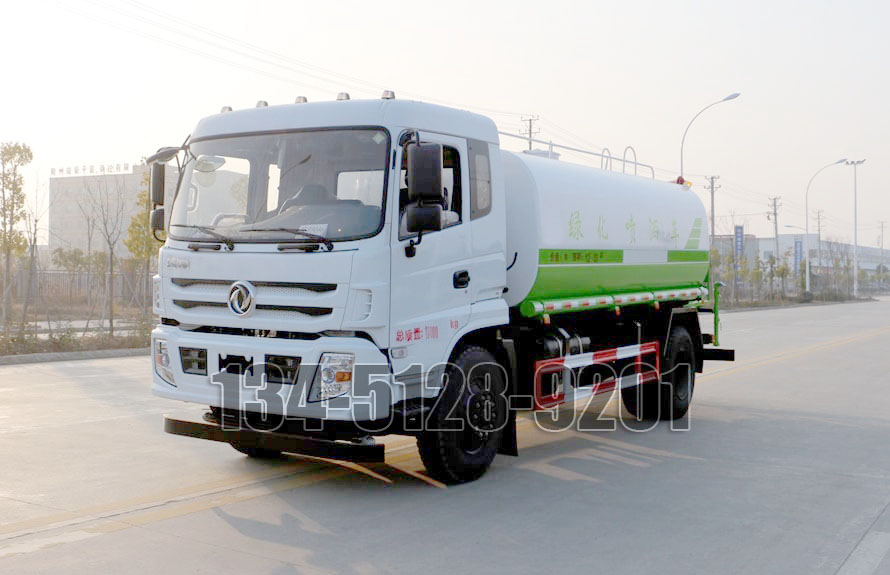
[701,325,890,382]
[0,462,324,537]
[382,463,448,489]
[0,439,432,543]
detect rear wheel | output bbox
[418,345,507,484]
[621,326,696,420]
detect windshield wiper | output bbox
[176,224,235,251]
[240,227,334,251]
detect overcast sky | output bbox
[2,0,888,245]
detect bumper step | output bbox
[164,415,386,463]
[700,348,736,362]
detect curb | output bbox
[0,347,150,366]
[721,297,877,314]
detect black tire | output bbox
[417,345,507,484]
[230,443,282,459]
[621,326,696,421]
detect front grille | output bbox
[172,300,333,317]
[171,278,336,293]
[186,325,321,340]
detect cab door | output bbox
[389,132,472,381]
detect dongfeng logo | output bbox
[227,281,256,316]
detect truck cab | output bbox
[151,99,509,460]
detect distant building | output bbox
[713,231,885,274]
[47,163,177,265]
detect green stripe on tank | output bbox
[538,249,623,265]
[525,263,709,301]
[667,250,709,262]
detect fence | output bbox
[9,268,153,309]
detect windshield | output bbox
[169,128,390,243]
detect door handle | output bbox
[453,270,470,289]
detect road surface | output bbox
[1,298,889,574]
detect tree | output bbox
[52,247,86,300]
[17,202,43,339]
[721,251,738,303]
[82,176,126,336]
[776,247,792,297]
[76,197,97,306]
[766,255,777,300]
[737,256,750,301]
[750,254,764,302]
[0,142,32,326]
[124,170,160,315]
[709,247,722,284]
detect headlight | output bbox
[152,275,164,316]
[311,353,354,401]
[154,339,176,385]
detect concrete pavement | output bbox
[1,298,890,573]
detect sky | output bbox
[1,0,888,246]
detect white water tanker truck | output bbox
[148,94,734,484]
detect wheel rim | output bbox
[460,374,497,455]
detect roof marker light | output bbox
[220,106,232,113]
[336,92,350,101]
[256,100,268,107]
[381,90,395,100]
[295,96,308,104]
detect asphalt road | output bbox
[1,298,890,574]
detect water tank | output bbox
[501,151,709,315]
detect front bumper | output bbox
[151,325,394,421]
[164,414,385,463]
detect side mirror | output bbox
[150,207,165,232]
[406,142,443,203]
[406,204,442,234]
[150,163,165,206]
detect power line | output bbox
[80,0,531,118]
[713,212,764,219]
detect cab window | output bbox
[399,145,462,238]
[468,139,491,220]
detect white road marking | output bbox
[836,531,890,575]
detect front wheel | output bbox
[417,346,507,484]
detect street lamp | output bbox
[679,92,741,180]
[804,159,846,293]
[846,159,866,297]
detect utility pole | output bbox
[767,197,781,296]
[769,196,781,262]
[706,176,720,300]
[520,115,539,151]
[706,176,720,247]
[846,159,865,297]
[815,209,824,278]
